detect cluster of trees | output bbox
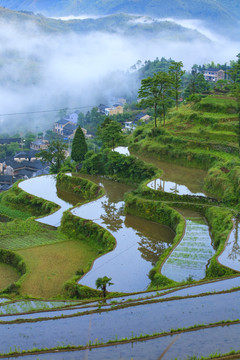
[77,107,105,135]
[81,149,156,183]
[229,54,240,149]
[138,61,185,127]
[38,126,88,173]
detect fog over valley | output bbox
[0,12,238,133]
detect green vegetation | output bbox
[60,211,115,252]
[56,173,104,200]
[0,174,109,298]
[97,118,123,150]
[82,149,156,184]
[18,240,99,298]
[96,276,114,298]
[1,182,59,216]
[71,126,88,163]
[138,71,173,127]
[37,139,68,173]
[204,206,235,278]
[0,218,68,250]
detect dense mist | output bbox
[0,17,238,134]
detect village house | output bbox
[14,150,39,162]
[105,105,124,116]
[62,123,78,139]
[54,119,70,135]
[135,112,151,122]
[0,138,21,145]
[98,103,124,116]
[53,112,86,139]
[30,139,49,151]
[203,68,225,82]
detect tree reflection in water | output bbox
[124,214,174,265]
[228,221,240,261]
[137,236,169,265]
[100,200,123,232]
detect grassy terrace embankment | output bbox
[129,94,240,205]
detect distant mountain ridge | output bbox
[0,0,239,37]
[0,0,238,20]
[0,7,209,42]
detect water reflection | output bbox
[125,214,173,266]
[138,237,168,265]
[19,175,74,227]
[72,176,174,292]
[135,153,211,196]
[218,220,240,271]
[148,178,206,197]
[100,200,123,232]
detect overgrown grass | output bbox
[17,240,100,298]
[0,193,31,220]
[0,263,19,291]
[0,218,69,250]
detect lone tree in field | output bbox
[71,126,88,162]
[169,61,185,110]
[95,276,114,298]
[138,71,172,127]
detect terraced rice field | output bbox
[162,218,215,281]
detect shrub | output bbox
[81,149,157,184]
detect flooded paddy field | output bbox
[19,175,74,227]
[8,150,240,359]
[72,175,175,292]
[1,290,240,354]
[218,220,240,272]
[19,172,175,293]
[136,153,208,196]
[162,218,215,282]
[6,322,240,360]
[2,276,240,322]
[0,300,78,316]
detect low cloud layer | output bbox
[0,17,239,134]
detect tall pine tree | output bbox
[71,126,88,162]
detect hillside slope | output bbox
[0,7,209,41]
[129,94,240,204]
[0,0,237,27]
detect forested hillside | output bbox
[0,7,208,41]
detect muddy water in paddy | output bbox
[136,153,209,196]
[72,174,174,292]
